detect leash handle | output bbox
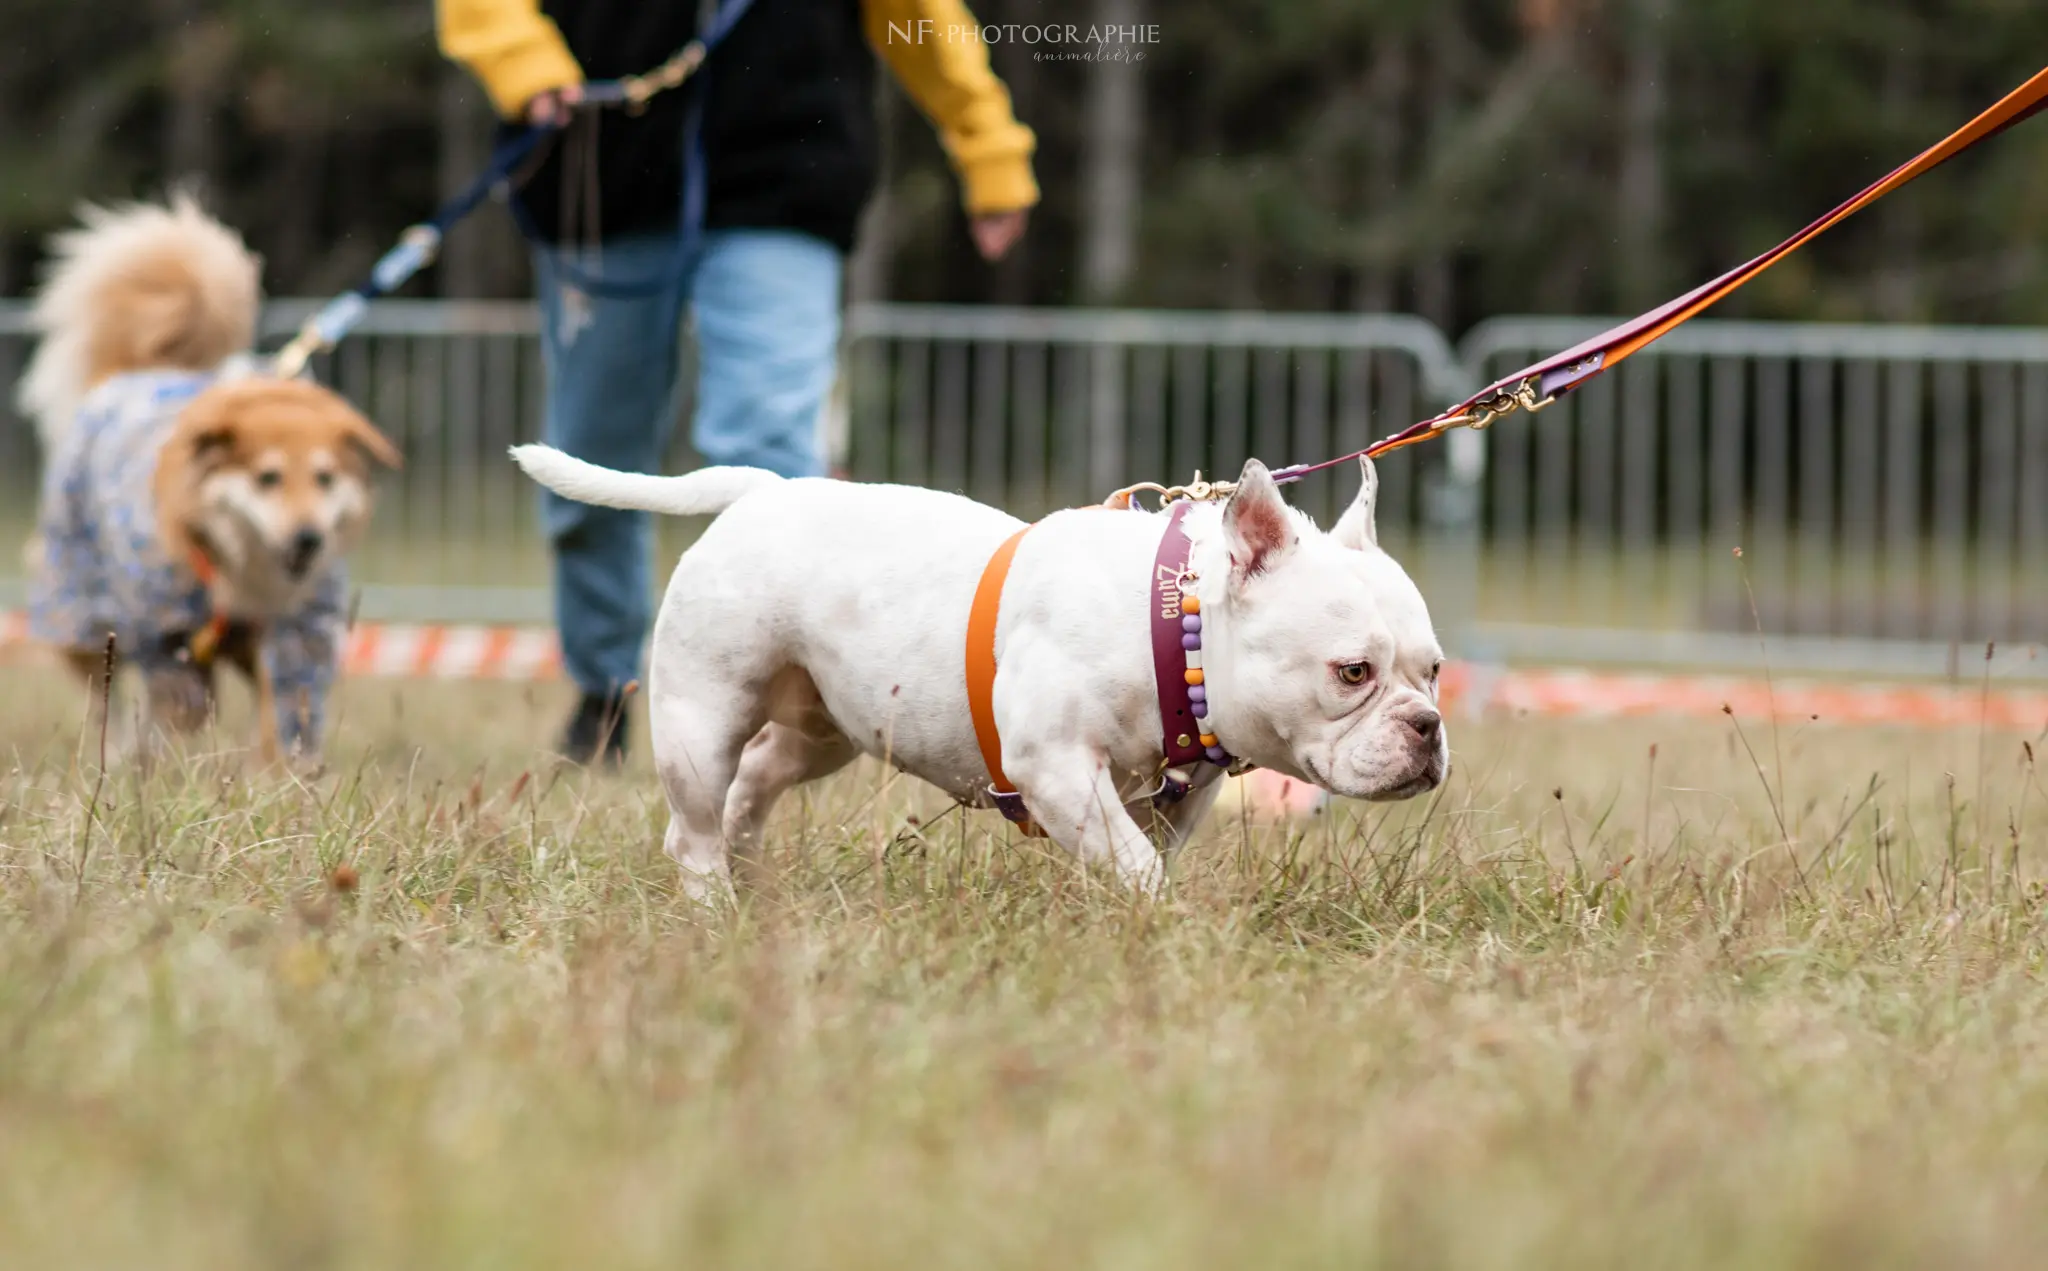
[273,0,760,375]
[1273,63,2048,484]
[512,58,716,301]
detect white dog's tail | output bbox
[18,192,262,452]
[509,444,785,517]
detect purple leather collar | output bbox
[1151,502,1234,804]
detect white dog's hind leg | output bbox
[651,683,762,905]
[661,815,730,905]
[723,721,859,870]
[721,666,858,873]
[1012,750,1168,894]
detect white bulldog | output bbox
[511,447,1449,896]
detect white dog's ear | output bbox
[1223,458,1298,579]
[1330,455,1379,550]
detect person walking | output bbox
[438,0,1037,762]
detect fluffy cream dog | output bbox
[20,196,399,758]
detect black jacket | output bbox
[512,0,879,252]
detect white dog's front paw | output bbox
[1116,851,1168,897]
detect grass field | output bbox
[4,666,2048,1268]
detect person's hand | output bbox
[970,209,1029,262]
[524,83,584,127]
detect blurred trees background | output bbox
[3,0,2046,332]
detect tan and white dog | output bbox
[513,443,1448,895]
[19,195,399,758]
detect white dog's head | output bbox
[1199,456,1449,802]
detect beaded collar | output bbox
[1149,501,1241,808]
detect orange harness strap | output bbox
[964,524,1044,836]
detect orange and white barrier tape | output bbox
[0,613,560,680]
[3,614,2044,730]
[1440,663,2048,731]
[343,622,562,680]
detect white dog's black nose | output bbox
[1405,708,1441,745]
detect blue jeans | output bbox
[533,229,841,696]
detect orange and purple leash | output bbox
[1267,64,2048,484]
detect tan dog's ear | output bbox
[190,423,236,458]
[155,397,241,561]
[340,409,402,469]
[173,387,240,459]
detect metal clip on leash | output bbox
[1430,375,1557,436]
[613,41,707,114]
[1103,470,1239,511]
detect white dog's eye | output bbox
[1336,661,1374,687]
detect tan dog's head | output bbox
[154,378,401,613]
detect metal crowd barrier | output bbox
[2,301,2042,680]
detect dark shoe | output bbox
[559,690,630,766]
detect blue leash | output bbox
[274,0,754,377]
